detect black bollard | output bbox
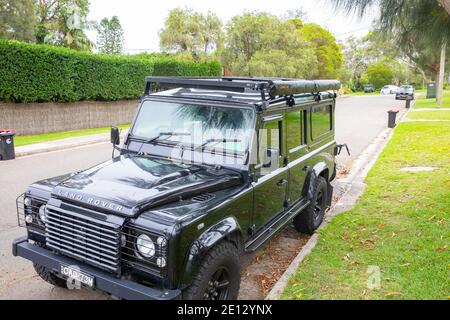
[406,99,411,109]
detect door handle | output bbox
[277,179,288,187]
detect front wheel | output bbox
[183,241,241,300]
[293,176,328,235]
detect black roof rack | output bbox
[144,77,340,101]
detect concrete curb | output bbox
[265,104,413,300]
[409,108,450,111]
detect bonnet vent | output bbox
[192,193,216,203]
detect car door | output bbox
[252,115,288,232]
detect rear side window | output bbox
[286,110,305,152]
[311,105,332,140]
[260,119,282,155]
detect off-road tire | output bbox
[33,263,68,289]
[183,241,240,300]
[294,176,328,235]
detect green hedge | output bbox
[0,40,222,103]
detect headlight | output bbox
[24,197,32,207]
[157,236,167,247]
[38,205,46,223]
[136,234,155,258]
[157,257,166,268]
[25,215,33,224]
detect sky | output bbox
[87,0,379,53]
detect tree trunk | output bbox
[416,67,428,84]
[437,42,446,107]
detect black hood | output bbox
[51,155,242,217]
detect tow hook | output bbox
[334,144,351,156]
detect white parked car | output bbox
[380,85,399,94]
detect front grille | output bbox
[45,205,121,273]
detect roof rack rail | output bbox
[144,77,340,100]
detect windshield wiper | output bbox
[195,138,242,152]
[137,132,191,155]
[147,132,191,144]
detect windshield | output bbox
[132,100,254,154]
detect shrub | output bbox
[0,40,222,102]
[366,63,394,90]
[153,58,222,77]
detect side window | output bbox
[311,105,332,140]
[260,120,282,155]
[286,110,306,152]
[258,119,282,173]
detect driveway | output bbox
[0,94,406,300]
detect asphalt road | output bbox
[335,94,405,168]
[0,94,405,300]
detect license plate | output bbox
[60,265,95,288]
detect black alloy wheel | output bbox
[203,267,231,300]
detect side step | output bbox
[245,199,310,253]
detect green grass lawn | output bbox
[408,110,450,121]
[414,90,450,109]
[281,120,450,300]
[14,124,130,147]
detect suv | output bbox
[363,84,375,93]
[13,77,340,300]
[396,85,415,100]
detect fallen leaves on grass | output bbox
[377,222,386,229]
[400,263,411,267]
[340,232,350,241]
[385,292,402,297]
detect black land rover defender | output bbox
[13,77,341,300]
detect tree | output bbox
[247,49,318,79]
[366,63,394,89]
[0,0,36,42]
[159,8,223,59]
[96,16,125,54]
[223,11,281,65]
[332,0,450,105]
[339,36,370,90]
[36,0,93,51]
[300,23,343,78]
[200,11,223,53]
[221,11,341,78]
[282,8,307,21]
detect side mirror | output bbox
[262,148,279,168]
[111,126,120,146]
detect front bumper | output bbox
[12,236,181,300]
[396,94,414,100]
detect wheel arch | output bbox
[305,162,333,206]
[179,216,243,289]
